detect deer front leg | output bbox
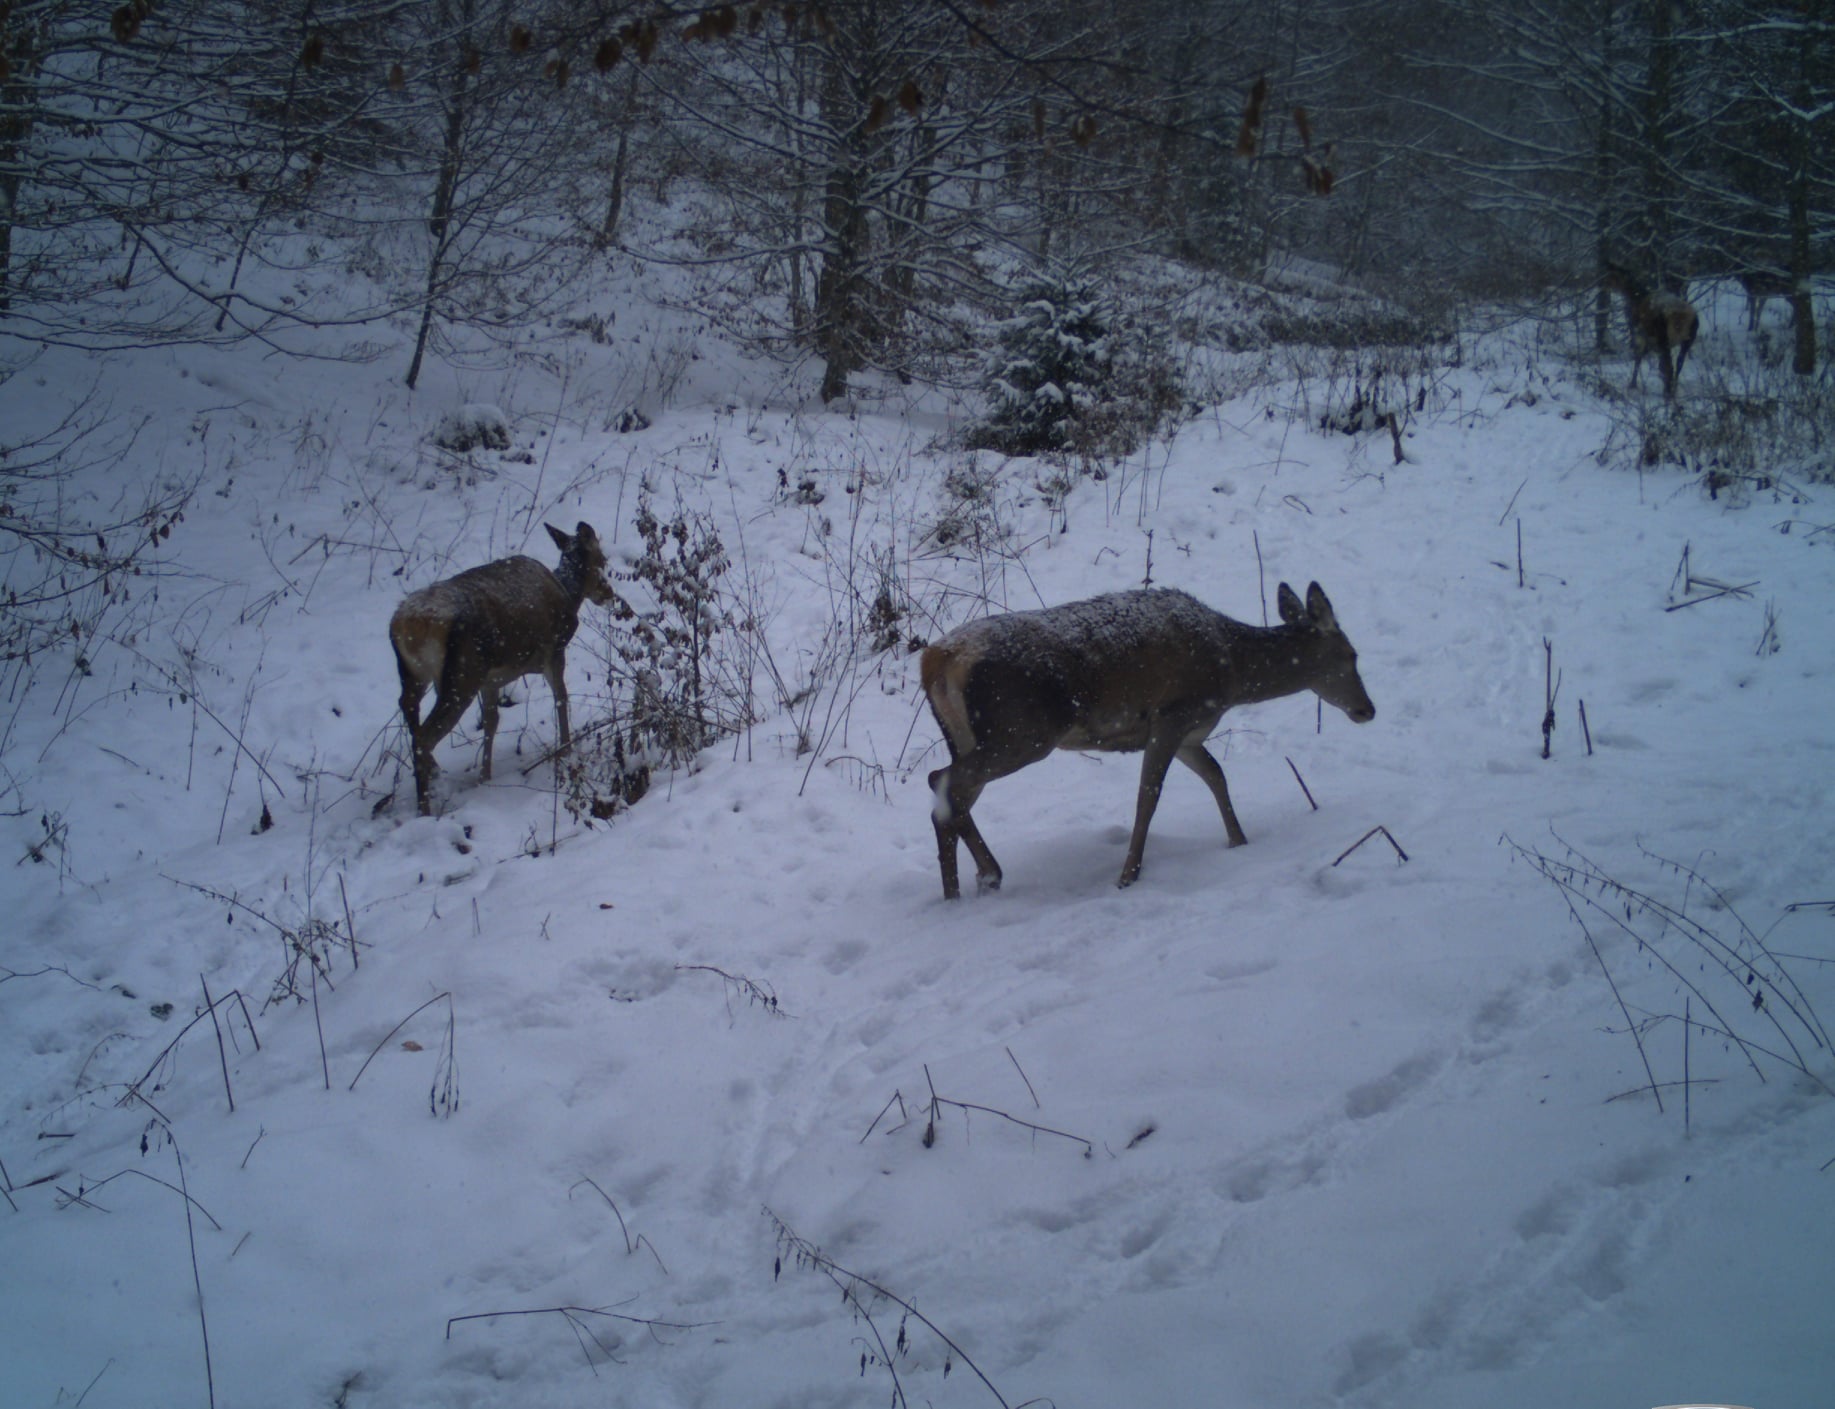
[546,651,573,755]
[477,690,502,782]
[1176,743,1249,848]
[1119,734,1182,888]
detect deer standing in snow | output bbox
[391,522,616,815]
[1602,261,1698,398]
[921,582,1375,899]
[1737,268,1794,332]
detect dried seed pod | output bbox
[594,37,622,71]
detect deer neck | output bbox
[551,555,592,606]
[1224,619,1321,707]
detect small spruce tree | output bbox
[973,274,1117,455]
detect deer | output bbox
[921,582,1375,900]
[1601,261,1698,399]
[390,521,616,816]
[1737,268,1795,331]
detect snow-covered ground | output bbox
[3,270,1832,1409]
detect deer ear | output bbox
[575,521,597,544]
[1276,582,1304,625]
[545,523,571,551]
[1305,582,1337,630]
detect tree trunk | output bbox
[814,62,869,402]
[1788,0,1820,375]
[597,66,640,250]
[0,18,37,314]
[408,52,471,388]
[1638,0,1677,280]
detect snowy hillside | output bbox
[3,271,1832,1409]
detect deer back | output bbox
[926,588,1311,759]
[390,556,576,693]
[1646,291,1698,348]
[1603,262,1695,349]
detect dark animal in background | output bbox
[1737,268,1794,332]
[391,522,615,815]
[921,582,1376,899]
[1602,262,1698,399]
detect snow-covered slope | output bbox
[3,279,1831,1409]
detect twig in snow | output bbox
[1503,833,1833,1113]
[348,992,460,1117]
[767,1209,1042,1409]
[920,1064,1093,1157]
[444,1303,711,1375]
[1005,1046,1040,1109]
[1540,637,1559,759]
[52,1166,224,1230]
[1331,826,1409,867]
[126,988,259,1108]
[1497,476,1527,526]
[199,974,234,1113]
[1665,581,1759,611]
[173,1142,217,1409]
[860,1089,910,1143]
[1285,756,1318,810]
[338,872,359,970]
[675,964,789,1020]
[569,1178,669,1274]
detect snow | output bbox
[3,273,1833,1409]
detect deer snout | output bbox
[1328,687,1376,724]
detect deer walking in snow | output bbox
[1602,261,1698,399]
[391,522,616,816]
[921,582,1375,899]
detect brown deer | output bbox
[1737,268,1794,331]
[391,522,616,816]
[1602,261,1698,398]
[922,582,1375,899]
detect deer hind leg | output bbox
[1118,734,1183,889]
[928,763,1002,900]
[411,681,480,815]
[395,665,435,814]
[397,662,428,734]
[1176,743,1249,849]
[1670,320,1694,387]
